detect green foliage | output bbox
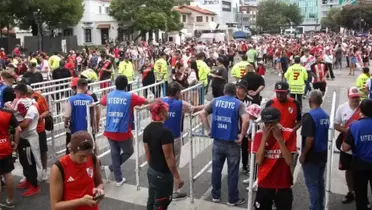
[339,4,372,32]
[321,8,341,32]
[256,0,303,33]
[109,0,183,34]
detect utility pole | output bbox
[33,9,42,51]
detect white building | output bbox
[73,0,118,46]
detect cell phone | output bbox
[93,193,104,201]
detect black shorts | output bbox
[339,151,352,171]
[255,187,293,210]
[38,131,48,153]
[313,82,326,92]
[0,155,14,175]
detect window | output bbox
[84,29,92,43]
[211,17,214,22]
[63,28,73,36]
[206,16,209,22]
[105,7,109,14]
[99,6,102,14]
[196,16,203,22]
[182,15,187,22]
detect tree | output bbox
[320,8,341,32]
[109,0,183,40]
[339,4,372,32]
[256,0,303,33]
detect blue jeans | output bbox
[108,138,134,182]
[211,139,241,203]
[304,71,313,95]
[303,162,326,210]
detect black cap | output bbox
[261,107,281,123]
[274,81,289,92]
[237,80,248,91]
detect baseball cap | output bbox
[274,81,289,92]
[247,104,262,119]
[348,87,361,98]
[69,131,94,152]
[260,107,281,123]
[236,80,248,91]
[70,77,80,88]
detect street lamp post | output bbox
[33,9,42,51]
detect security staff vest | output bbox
[211,96,240,141]
[162,97,183,139]
[350,118,372,163]
[105,90,132,133]
[68,93,93,134]
[308,108,329,152]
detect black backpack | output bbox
[55,155,97,181]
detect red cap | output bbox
[348,87,361,98]
[70,77,79,88]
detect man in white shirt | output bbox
[300,49,315,97]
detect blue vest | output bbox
[68,93,93,134]
[350,118,372,163]
[369,79,372,99]
[211,96,240,141]
[162,97,183,138]
[0,84,7,108]
[308,108,329,152]
[105,90,132,133]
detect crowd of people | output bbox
[0,32,371,210]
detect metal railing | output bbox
[31,77,72,88]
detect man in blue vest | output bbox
[300,90,330,210]
[64,79,94,152]
[161,81,204,200]
[0,71,16,108]
[199,83,250,206]
[343,99,372,210]
[101,75,148,186]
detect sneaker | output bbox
[19,177,26,183]
[104,166,112,180]
[227,198,246,206]
[17,181,30,189]
[242,178,249,184]
[212,198,220,203]
[22,186,40,197]
[342,192,354,204]
[172,192,187,201]
[245,186,249,191]
[41,170,49,181]
[116,177,126,187]
[0,200,15,208]
[241,168,249,175]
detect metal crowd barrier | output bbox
[133,83,205,190]
[247,121,258,210]
[82,81,165,162]
[47,80,142,159]
[188,111,213,203]
[325,91,337,210]
[31,76,72,88]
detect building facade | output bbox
[73,0,118,46]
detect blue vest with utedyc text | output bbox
[308,108,329,152]
[105,90,132,133]
[68,93,93,134]
[162,97,183,138]
[350,118,372,163]
[0,84,7,108]
[211,96,240,141]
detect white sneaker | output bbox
[20,176,26,183]
[104,166,112,181]
[41,170,49,181]
[242,178,249,184]
[116,177,126,187]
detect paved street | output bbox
[1,66,361,210]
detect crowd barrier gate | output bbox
[134,83,205,190]
[83,81,167,162]
[31,77,72,88]
[47,80,142,160]
[325,91,337,210]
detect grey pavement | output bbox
[2,64,363,210]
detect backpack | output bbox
[44,115,54,131]
[55,155,97,181]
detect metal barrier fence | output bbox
[133,83,205,190]
[47,80,142,159]
[31,76,72,88]
[81,81,167,162]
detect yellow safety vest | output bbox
[154,58,168,81]
[284,64,308,94]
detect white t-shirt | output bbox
[20,105,39,139]
[187,70,197,86]
[334,102,359,126]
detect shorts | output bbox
[0,155,14,175]
[255,187,293,210]
[339,151,352,171]
[38,131,48,153]
[313,82,326,92]
[100,81,111,89]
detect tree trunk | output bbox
[31,21,38,36]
